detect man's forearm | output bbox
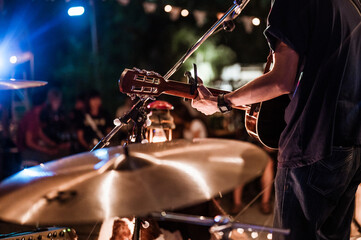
[226,42,299,107]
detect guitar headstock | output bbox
[119,69,166,98]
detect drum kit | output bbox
[0,83,290,239]
[0,1,291,239]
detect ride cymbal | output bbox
[0,79,47,90]
[0,138,269,225]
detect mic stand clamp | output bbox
[91,98,149,152]
[184,63,198,96]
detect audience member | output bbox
[69,92,87,153]
[40,88,71,156]
[77,90,112,151]
[17,103,58,164]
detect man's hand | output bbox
[191,78,219,115]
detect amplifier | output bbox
[0,227,77,240]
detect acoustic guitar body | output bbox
[245,95,290,150]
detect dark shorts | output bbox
[273,146,361,240]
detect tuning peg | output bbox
[132,67,141,73]
[129,94,136,100]
[146,71,162,78]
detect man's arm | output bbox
[192,41,299,115]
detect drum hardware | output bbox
[0,227,77,240]
[151,212,290,239]
[145,100,175,143]
[91,97,150,151]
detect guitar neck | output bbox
[118,69,249,110]
[164,79,229,99]
[164,80,248,111]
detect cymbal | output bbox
[0,138,269,225]
[0,79,47,90]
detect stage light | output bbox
[252,17,261,26]
[164,5,172,13]
[181,9,189,17]
[251,232,258,239]
[9,56,17,64]
[267,233,273,239]
[236,228,244,234]
[68,6,85,16]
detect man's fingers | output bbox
[197,85,213,100]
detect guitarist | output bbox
[192,0,361,239]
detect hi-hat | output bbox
[0,79,47,90]
[0,138,269,225]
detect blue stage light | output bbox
[9,56,17,64]
[68,6,85,17]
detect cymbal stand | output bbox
[151,212,290,239]
[90,98,150,240]
[91,97,149,152]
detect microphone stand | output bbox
[102,0,251,152]
[92,0,252,238]
[91,98,149,152]
[163,0,250,80]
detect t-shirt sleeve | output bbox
[264,0,314,55]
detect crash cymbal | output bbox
[0,79,47,90]
[0,138,269,225]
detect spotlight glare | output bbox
[252,17,261,26]
[9,56,17,64]
[164,5,172,13]
[68,6,85,16]
[181,9,189,17]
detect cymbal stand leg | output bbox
[132,218,142,240]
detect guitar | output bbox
[119,68,288,149]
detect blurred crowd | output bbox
[0,88,217,178]
[16,89,113,166]
[0,88,116,180]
